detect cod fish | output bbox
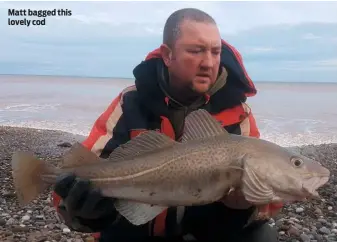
[11,109,330,226]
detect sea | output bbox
[1,74,337,147]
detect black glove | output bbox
[54,172,118,232]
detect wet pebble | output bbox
[296,207,304,213]
[299,233,310,242]
[319,226,331,234]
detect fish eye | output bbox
[291,157,303,167]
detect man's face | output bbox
[163,20,222,95]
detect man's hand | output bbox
[54,173,118,232]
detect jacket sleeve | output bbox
[81,92,129,158]
[239,103,260,138]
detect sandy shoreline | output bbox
[0,125,337,241]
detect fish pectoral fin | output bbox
[114,200,167,225]
[182,109,228,142]
[60,142,101,168]
[108,131,177,162]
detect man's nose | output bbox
[200,52,213,68]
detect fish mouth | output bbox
[272,175,330,203]
[302,175,330,199]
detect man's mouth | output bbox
[197,74,211,78]
[196,74,212,83]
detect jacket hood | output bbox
[132,39,257,117]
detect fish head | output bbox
[241,138,330,205]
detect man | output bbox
[52,8,281,242]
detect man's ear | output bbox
[160,44,172,67]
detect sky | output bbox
[1,1,337,82]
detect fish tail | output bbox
[11,151,54,206]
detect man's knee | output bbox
[241,222,278,242]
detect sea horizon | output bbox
[1,73,337,85]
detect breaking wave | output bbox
[0,103,61,113]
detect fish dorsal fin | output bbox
[182,109,228,142]
[109,130,177,162]
[61,142,101,168]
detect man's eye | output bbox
[189,50,201,54]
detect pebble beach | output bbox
[0,125,337,242]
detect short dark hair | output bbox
[163,8,217,48]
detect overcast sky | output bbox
[1,1,337,82]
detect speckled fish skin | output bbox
[38,131,245,206]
